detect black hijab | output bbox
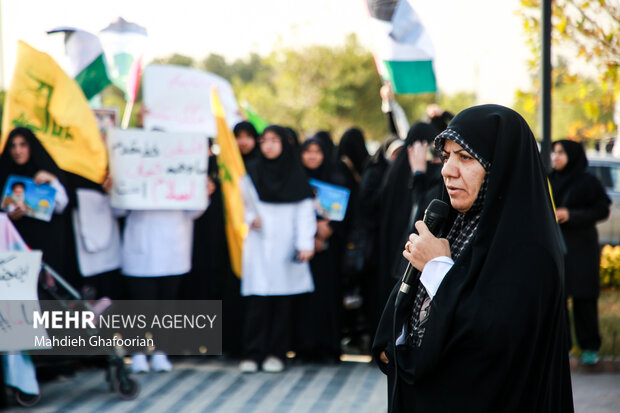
[233,121,260,168]
[548,140,588,201]
[374,105,573,412]
[284,126,301,150]
[300,137,331,182]
[313,131,335,163]
[338,127,369,176]
[0,127,64,188]
[369,135,400,167]
[248,125,314,203]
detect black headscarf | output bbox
[369,135,400,167]
[429,110,454,135]
[248,125,314,203]
[233,121,260,168]
[313,131,335,163]
[0,127,64,188]
[548,140,588,200]
[300,137,331,182]
[284,126,301,150]
[374,105,573,412]
[338,127,369,176]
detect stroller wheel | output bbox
[14,389,41,407]
[114,377,140,400]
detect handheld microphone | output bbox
[394,199,450,309]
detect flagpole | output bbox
[0,0,5,90]
[121,98,134,129]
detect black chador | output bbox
[373,105,574,412]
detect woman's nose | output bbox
[442,158,458,178]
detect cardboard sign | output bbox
[143,64,242,136]
[107,129,208,210]
[0,250,51,351]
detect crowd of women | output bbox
[0,98,609,405]
[0,100,452,376]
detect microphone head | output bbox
[423,199,450,235]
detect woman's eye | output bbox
[460,154,473,161]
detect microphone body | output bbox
[394,199,450,310]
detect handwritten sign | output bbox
[143,64,243,136]
[107,129,208,210]
[0,250,51,351]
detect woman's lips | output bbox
[447,186,462,195]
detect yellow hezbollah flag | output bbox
[1,41,107,183]
[211,88,248,278]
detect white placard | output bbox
[108,129,208,210]
[0,250,51,351]
[143,64,242,136]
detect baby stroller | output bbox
[7,262,140,407]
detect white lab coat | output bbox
[117,209,204,277]
[72,189,122,277]
[241,180,317,296]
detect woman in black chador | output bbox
[0,127,70,273]
[549,139,610,366]
[373,105,574,412]
[292,137,347,362]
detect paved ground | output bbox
[2,358,619,412]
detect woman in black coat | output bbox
[549,139,610,365]
[373,105,573,412]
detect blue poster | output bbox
[1,175,57,222]
[309,179,350,222]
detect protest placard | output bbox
[309,179,350,222]
[143,64,242,135]
[0,250,51,351]
[107,129,208,210]
[1,175,57,222]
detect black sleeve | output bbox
[568,175,610,225]
[372,283,400,375]
[394,245,564,386]
[385,110,398,136]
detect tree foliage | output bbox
[518,0,619,143]
[140,34,476,141]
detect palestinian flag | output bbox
[98,17,147,102]
[47,27,111,100]
[366,0,437,94]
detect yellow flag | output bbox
[211,88,248,278]
[1,41,107,183]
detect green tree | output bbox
[152,53,196,68]
[150,35,473,142]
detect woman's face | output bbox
[301,143,324,170]
[260,131,283,160]
[236,131,256,155]
[441,139,486,213]
[9,135,30,165]
[551,144,568,171]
